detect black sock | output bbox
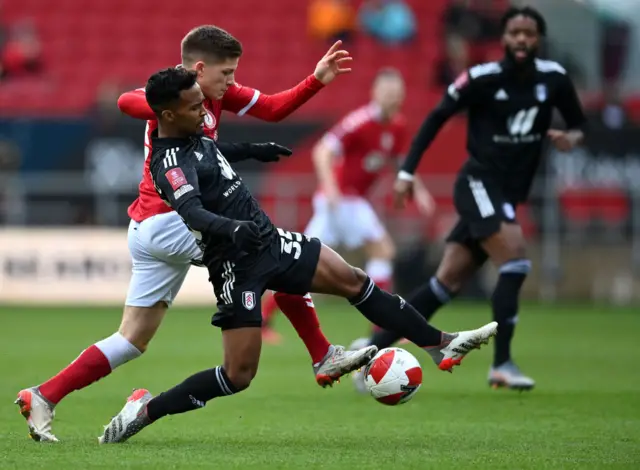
[146,366,238,421]
[492,259,530,367]
[349,277,442,347]
[369,277,454,349]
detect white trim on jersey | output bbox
[144,122,151,160]
[237,89,260,116]
[220,261,236,305]
[535,58,566,74]
[468,178,495,218]
[162,148,178,168]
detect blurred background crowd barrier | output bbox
[1,0,639,305]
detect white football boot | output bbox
[15,387,58,442]
[99,389,153,444]
[314,344,378,388]
[348,338,372,394]
[488,361,535,390]
[425,321,498,372]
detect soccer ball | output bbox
[364,347,422,405]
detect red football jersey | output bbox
[322,104,408,196]
[127,84,261,222]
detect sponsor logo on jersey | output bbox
[174,184,194,199]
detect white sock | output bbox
[95,332,142,370]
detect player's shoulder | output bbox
[391,112,408,129]
[534,58,567,76]
[468,61,503,81]
[336,104,376,132]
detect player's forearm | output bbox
[567,129,584,148]
[246,75,324,122]
[312,145,338,191]
[399,107,450,176]
[178,199,235,237]
[117,89,156,120]
[216,142,251,162]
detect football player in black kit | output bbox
[351,6,586,392]
[98,67,499,443]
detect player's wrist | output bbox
[397,170,415,182]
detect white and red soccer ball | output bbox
[364,348,422,405]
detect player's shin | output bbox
[274,292,331,363]
[145,366,239,421]
[492,259,531,367]
[348,276,444,347]
[368,276,455,349]
[38,332,141,405]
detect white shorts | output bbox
[304,193,386,250]
[125,211,203,307]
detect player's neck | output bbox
[157,124,192,140]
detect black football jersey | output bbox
[403,59,586,201]
[149,133,276,270]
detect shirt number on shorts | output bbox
[278,228,302,260]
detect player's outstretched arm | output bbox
[216,142,292,163]
[117,88,155,120]
[223,40,352,122]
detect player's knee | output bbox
[435,270,465,294]
[342,266,369,298]
[499,258,532,278]
[225,365,258,392]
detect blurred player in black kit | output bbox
[351,6,586,392]
[98,67,498,443]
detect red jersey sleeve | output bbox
[117,88,156,121]
[222,75,325,122]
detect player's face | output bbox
[373,78,405,118]
[192,57,240,100]
[502,15,539,65]
[165,84,207,135]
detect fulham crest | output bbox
[242,291,256,310]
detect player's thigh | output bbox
[309,243,367,298]
[144,212,203,265]
[335,196,389,251]
[119,304,167,352]
[222,327,262,390]
[266,228,322,295]
[126,218,192,308]
[304,194,340,247]
[480,222,527,266]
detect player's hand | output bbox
[413,185,436,218]
[393,178,414,210]
[249,143,293,162]
[548,129,580,152]
[313,40,353,85]
[230,221,262,253]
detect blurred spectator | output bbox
[435,34,470,87]
[0,19,42,80]
[359,0,416,46]
[308,0,357,44]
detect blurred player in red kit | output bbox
[261,68,436,339]
[14,25,377,443]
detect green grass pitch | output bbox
[0,300,639,469]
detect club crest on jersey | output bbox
[242,291,256,310]
[380,132,394,151]
[204,110,216,129]
[535,84,547,102]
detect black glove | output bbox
[229,221,262,253]
[248,142,293,162]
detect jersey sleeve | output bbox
[399,71,478,175]
[555,74,587,130]
[152,149,201,213]
[222,75,324,121]
[117,88,156,121]
[321,110,367,156]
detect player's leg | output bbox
[16,215,197,441]
[480,220,534,390]
[99,272,265,444]
[309,243,497,372]
[260,291,283,344]
[458,176,534,389]
[366,239,482,351]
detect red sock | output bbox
[38,345,112,405]
[274,292,331,364]
[262,291,280,326]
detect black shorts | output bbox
[446,174,519,265]
[209,228,322,330]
